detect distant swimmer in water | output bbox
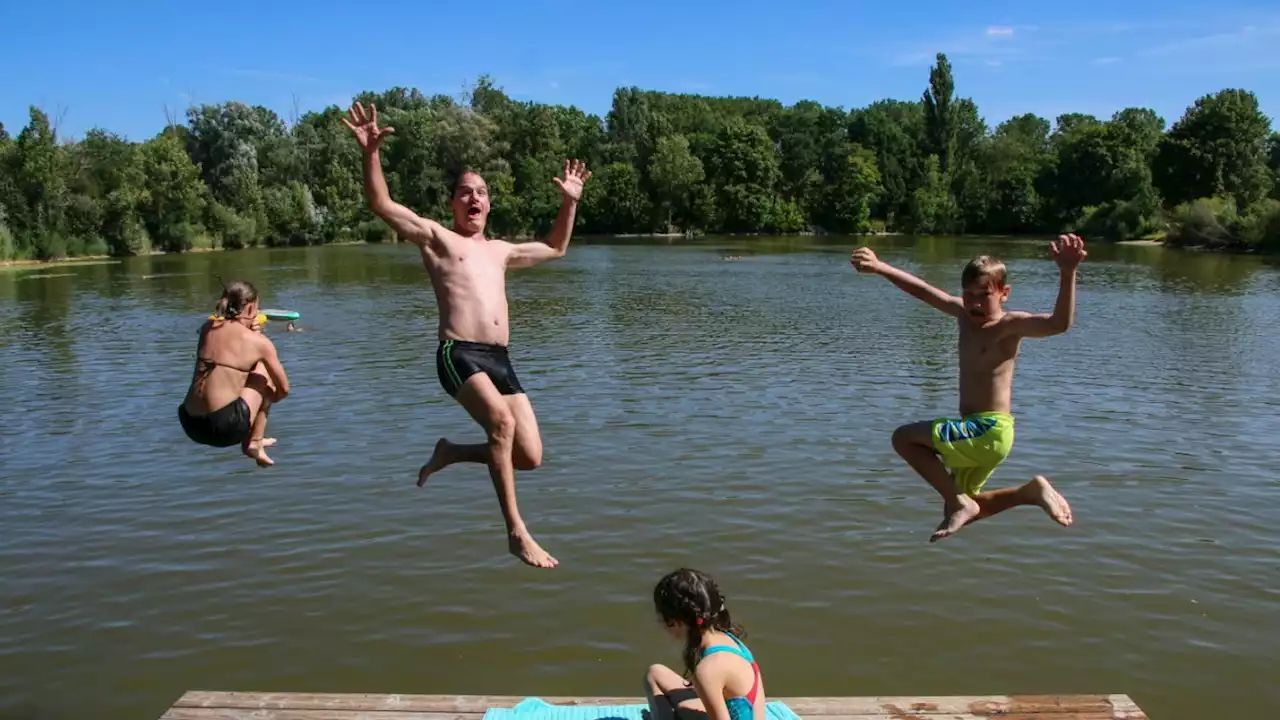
[179,280,291,467]
[851,235,1085,541]
[344,101,592,569]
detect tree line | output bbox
[2,53,1278,262]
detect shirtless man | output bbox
[851,235,1085,542]
[343,102,591,569]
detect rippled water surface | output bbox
[1,236,1277,720]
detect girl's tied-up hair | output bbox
[213,278,260,321]
[652,568,744,678]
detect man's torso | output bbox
[420,230,514,346]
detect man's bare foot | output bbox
[260,438,277,448]
[931,495,980,542]
[509,531,559,569]
[1028,475,1073,527]
[242,441,274,467]
[417,438,453,487]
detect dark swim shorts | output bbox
[436,340,525,398]
[178,399,252,447]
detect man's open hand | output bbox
[342,102,395,153]
[552,159,592,202]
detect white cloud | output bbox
[1094,56,1121,65]
[885,26,1030,67]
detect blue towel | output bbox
[482,697,801,720]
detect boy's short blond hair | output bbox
[962,255,1008,289]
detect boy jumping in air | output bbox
[851,235,1086,542]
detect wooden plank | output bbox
[162,707,478,712]
[170,692,1147,718]
[161,710,1128,720]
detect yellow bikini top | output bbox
[208,313,269,328]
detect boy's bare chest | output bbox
[958,326,1019,366]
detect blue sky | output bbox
[2,0,1278,142]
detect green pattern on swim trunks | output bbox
[930,411,1015,495]
[443,340,462,389]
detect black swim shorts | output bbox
[436,340,526,398]
[178,399,252,448]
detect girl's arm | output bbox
[692,664,733,720]
[256,335,291,400]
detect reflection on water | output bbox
[0,236,1277,720]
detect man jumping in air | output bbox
[344,102,592,569]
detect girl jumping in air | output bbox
[645,569,765,720]
[179,280,290,466]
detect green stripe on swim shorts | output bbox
[930,411,1015,495]
[443,340,463,389]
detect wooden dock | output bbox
[161,691,1150,720]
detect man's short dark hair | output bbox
[448,168,483,197]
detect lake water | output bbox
[1,236,1277,720]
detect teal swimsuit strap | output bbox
[700,632,754,662]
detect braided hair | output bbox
[213,280,259,321]
[652,568,744,679]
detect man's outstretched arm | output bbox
[343,102,442,248]
[508,159,593,269]
[851,247,964,318]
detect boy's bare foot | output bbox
[931,494,980,542]
[1028,475,1073,526]
[242,441,274,467]
[260,438,277,447]
[509,531,559,569]
[417,438,453,487]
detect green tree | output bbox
[137,132,207,251]
[817,144,883,233]
[9,107,68,258]
[705,120,781,232]
[923,53,956,174]
[648,134,705,231]
[1154,89,1273,208]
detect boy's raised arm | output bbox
[851,247,964,318]
[1002,234,1086,338]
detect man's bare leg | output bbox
[504,393,544,471]
[891,421,980,542]
[240,363,277,467]
[450,375,557,568]
[417,394,543,484]
[964,476,1073,528]
[418,439,486,486]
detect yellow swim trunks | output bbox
[930,411,1015,495]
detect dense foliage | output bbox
[2,54,1278,261]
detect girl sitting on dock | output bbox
[646,569,765,720]
[179,280,290,466]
